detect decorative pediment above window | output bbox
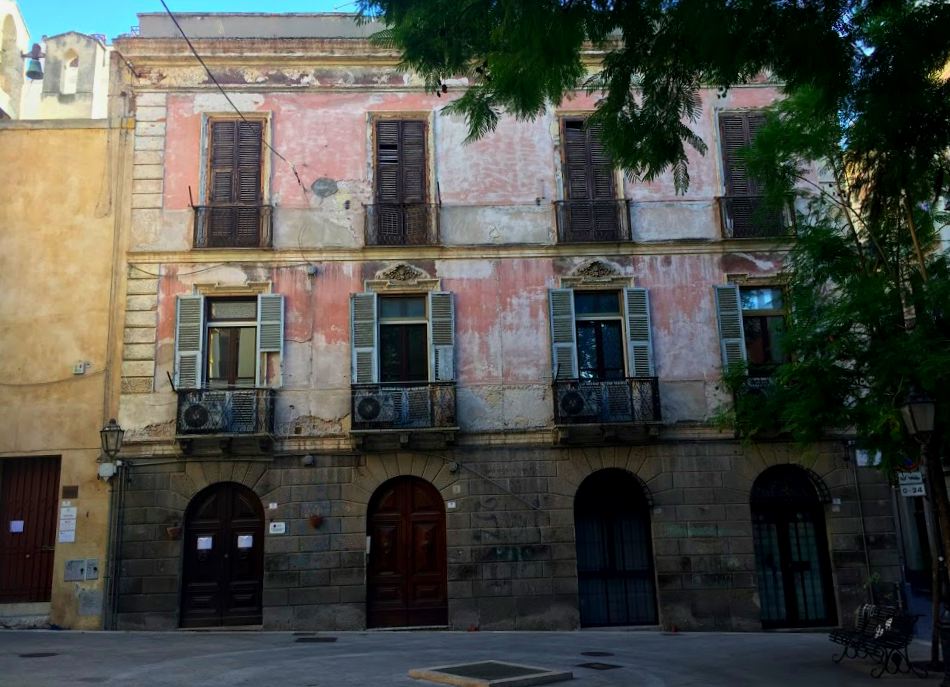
[561,259,633,288]
[366,263,440,293]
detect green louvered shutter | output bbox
[175,295,205,389]
[623,287,655,377]
[350,292,378,384]
[715,284,747,369]
[548,288,577,380]
[428,291,455,381]
[256,294,284,386]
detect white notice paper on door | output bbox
[9,520,23,533]
[197,536,213,550]
[58,530,75,543]
[237,535,253,549]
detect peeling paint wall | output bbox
[116,33,796,441]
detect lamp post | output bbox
[900,389,946,682]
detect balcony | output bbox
[193,204,273,248]
[176,388,275,451]
[553,377,661,444]
[364,203,439,246]
[350,382,457,449]
[555,200,630,243]
[717,195,794,239]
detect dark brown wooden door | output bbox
[180,482,264,628]
[0,457,60,603]
[367,476,447,628]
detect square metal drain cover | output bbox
[576,662,621,671]
[409,660,573,686]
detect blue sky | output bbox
[19,1,352,42]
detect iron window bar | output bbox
[193,204,273,249]
[553,377,661,425]
[554,200,631,243]
[364,203,440,246]
[351,382,456,430]
[717,195,794,239]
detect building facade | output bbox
[109,13,899,631]
[0,113,132,628]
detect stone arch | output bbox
[60,48,79,95]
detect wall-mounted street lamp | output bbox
[98,419,125,480]
[901,388,936,441]
[22,44,44,81]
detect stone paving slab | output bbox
[0,629,938,686]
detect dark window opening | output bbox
[379,296,428,383]
[740,287,787,375]
[574,291,624,381]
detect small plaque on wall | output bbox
[269,522,286,535]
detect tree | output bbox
[360,0,950,638]
[358,1,950,196]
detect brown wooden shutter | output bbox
[719,113,765,197]
[562,118,617,239]
[374,119,428,243]
[207,120,263,247]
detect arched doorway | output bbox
[751,465,836,628]
[180,482,264,628]
[366,476,447,628]
[574,468,657,627]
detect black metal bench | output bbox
[829,604,927,678]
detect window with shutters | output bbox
[174,293,284,390]
[556,118,628,243]
[549,287,660,425]
[194,118,272,249]
[174,293,283,437]
[349,290,457,432]
[366,118,436,246]
[717,112,792,239]
[714,284,787,377]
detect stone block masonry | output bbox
[113,440,897,631]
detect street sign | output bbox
[899,470,926,497]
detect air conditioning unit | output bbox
[353,388,397,424]
[179,392,228,432]
[558,386,603,419]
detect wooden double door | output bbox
[0,457,60,603]
[180,482,264,627]
[367,476,447,628]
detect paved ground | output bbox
[0,629,939,686]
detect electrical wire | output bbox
[159,0,310,197]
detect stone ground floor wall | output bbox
[114,439,899,631]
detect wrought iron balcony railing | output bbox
[717,195,794,239]
[364,203,439,246]
[176,388,275,436]
[351,382,456,431]
[553,377,661,425]
[555,200,631,243]
[193,204,273,248]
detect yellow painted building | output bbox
[0,116,131,628]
